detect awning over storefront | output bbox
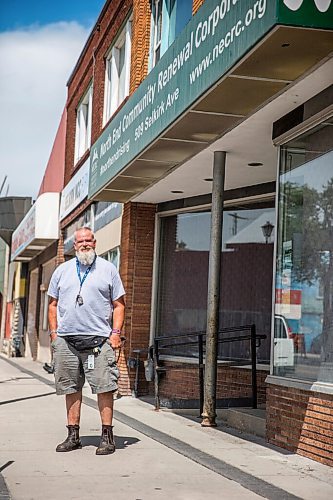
[11,193,60,261]
[0,197,32,245]
[88,0,333,203]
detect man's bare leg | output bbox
[66,391,82,425]
[97,391,114,424]
[56,391,82,452]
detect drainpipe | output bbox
[202,151,226,427]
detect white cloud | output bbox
[0,22,90,198]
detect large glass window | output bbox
[156,203,275,361]
[274,118,333,382]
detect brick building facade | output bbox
[13,0,333,468]
[61,0,154,395]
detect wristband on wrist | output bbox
[111,328,122,335]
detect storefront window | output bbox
[274,118,333,382]
[63,208,92,255]
[101,247,120,270]
[94,202,122,232]
[156,202,275,361]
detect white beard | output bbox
[76,249,96,266]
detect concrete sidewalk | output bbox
[0,356,332,500]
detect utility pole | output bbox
[202,151,226,427]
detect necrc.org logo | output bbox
[284,0,331,11]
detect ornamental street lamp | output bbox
[261,220,274,244]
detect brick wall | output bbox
[65,0,132,186]
[120,202,156,392]
[63,0,151,226]
[155,362,266,404]
[193,0,205,15]
[55,230,65,267]
[130,0,151,93]
[267,384,333,467]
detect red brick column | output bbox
[130,0,151,93]
[267,384,333,467]
[55,230,65,267]
[120,202,156,394]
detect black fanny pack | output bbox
[65,335,107,352]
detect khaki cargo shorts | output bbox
[52,336,119,395]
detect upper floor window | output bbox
[103,19,132,125]
[151,0,163,67]
[149,0,192,71]
[74,84,93,165]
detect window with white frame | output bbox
[74,84,93,164]
[149,0,192,71]
[150,0,163,68]
[103,20,132,125]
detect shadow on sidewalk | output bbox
[0,391,56,406]
[138,396,293,456]
[81,435,140,450]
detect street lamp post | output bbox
[261,221,274,244]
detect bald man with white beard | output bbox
[48,227,125,455]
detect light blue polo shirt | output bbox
[47,256,125,337]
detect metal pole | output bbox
[250,324,258,409]
[134,352,140,398]
[202,151,226,427]
[198,334,204,417]
[154,338,160,411]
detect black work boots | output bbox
[96,425,116,455]
[56,425,82,452]
[56,424,116,454]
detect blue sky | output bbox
[0,0,106,31]
[0,1,106,198]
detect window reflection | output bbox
[275,120,333,382]
[157,204,275,362]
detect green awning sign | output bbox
[88,0,333,198]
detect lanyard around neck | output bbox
[76,256,96,289]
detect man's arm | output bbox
[48,297,58,342]
[110,296,125,349]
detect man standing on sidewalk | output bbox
[48,226,125,455]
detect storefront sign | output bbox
[11,206,36,259]
[11,193,59,261]
[88,0,332,199]
[88,0,277,198]
[60,158,89,221]
[280,0,333,26]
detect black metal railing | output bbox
[153,324,266,414]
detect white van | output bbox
[273,315,295,367]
